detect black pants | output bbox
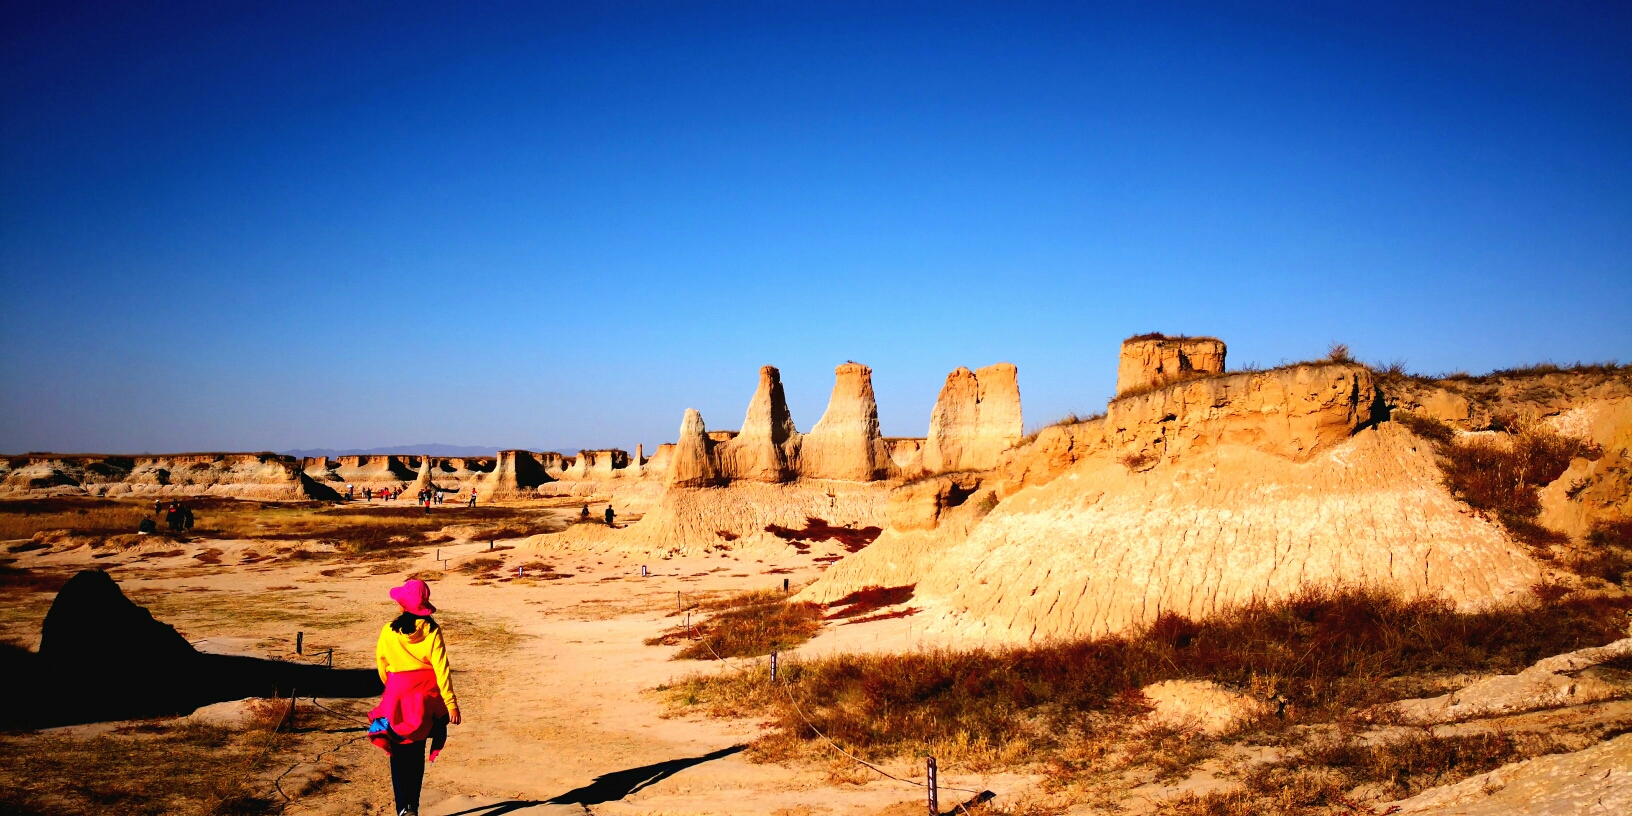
[388,740,425,814]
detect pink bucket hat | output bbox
[389,579,436,616]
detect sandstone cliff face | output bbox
[922,363,1023,473]
[1116,335,1227,396]
[0,453,335,500]
[1538,397,1632,540]
[669,409,722,488]
[716,366,801,483]
[996,363,1380,497]
[334,455,417,487]
[800,363,890,481]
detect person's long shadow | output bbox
[545,745,745,805]
[439,745,746,815]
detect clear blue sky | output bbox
[2,1,1628,454]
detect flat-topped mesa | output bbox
[334,455,417,485]
[717,366,801,482]
[800,362,890,481]
[1116,334,1227,396]
[923,363,1023,472]
[669,409,722,487]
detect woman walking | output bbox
[370,579,461,816]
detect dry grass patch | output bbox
[661,587,1632,772]
[0,722,293,816]
[648,588,824,659]
[0,498,150,541]
[1158,727,1590,815]
[1395,412,1599,547]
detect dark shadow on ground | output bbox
[435,745,747,815]
[546,745,747,805]
[1,570,381,729]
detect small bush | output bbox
[1326,342,1352,363]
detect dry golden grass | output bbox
[1153,725,1617,816]
[0,722,294,815]
[660,586,1632,773]
[0,498,150,541]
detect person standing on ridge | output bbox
[604,505,615,528]
[370,579,461,816]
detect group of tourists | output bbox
[345,485,402,502]
[155,500,193,533]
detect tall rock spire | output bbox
[718,366,800,482]
[799,362,888,481]
[669,408,722,487]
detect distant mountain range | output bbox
[280,444,503,458]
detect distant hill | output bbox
[281,444,503,458]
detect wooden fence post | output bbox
[927,756,938,815]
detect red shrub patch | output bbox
[825,584,916,619]
[764,517,882,553]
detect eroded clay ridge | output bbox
[804,339,1632,643]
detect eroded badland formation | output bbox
[5,335,1632,815]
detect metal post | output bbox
[641,564,648,577]
[685,611,691,637]
[783,578,789,593]
[770,651,778,682]
[326,649,333,669]
[927,756,938,816]
[296,631,303,655]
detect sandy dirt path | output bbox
[8,525,1030,816]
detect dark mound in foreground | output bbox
[2,570,380,729]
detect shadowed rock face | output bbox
[923,363,1023,473]
[800,363,889,481]
[477,449,553,500]
[2,570,381,729]
[669,409,722,488]
[718,366,801,483]
[1116,335,1227,396]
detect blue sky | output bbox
[2,1,1628,454]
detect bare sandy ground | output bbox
[5,504,1037,816]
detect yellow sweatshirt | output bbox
[375,618,459,715]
